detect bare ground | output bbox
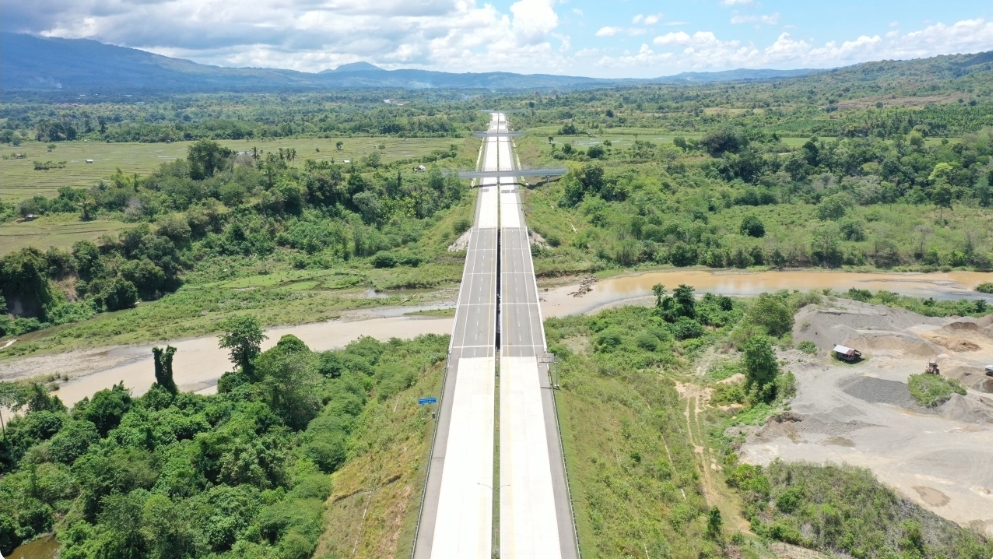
[740,300,993,535]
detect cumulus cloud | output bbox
[6,0,568,73]
[597,18,993,71]
[597,26,648,37]
[721,0,753,5]
[632,13,664,25]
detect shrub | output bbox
[746,294,793,337]
[797,341,817,354]
[452,218,471,236]
[669,317,704,340]
[740,215,765,238]
[907,373,966,407]
[976,282,993,294]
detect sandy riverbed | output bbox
[2,268,990,408]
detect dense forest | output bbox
[0,318,446,558]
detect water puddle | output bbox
[8,535,59,559]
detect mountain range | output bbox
[1,32,823,92]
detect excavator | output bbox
[925,361,940,375]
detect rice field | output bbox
[0,214,134,256]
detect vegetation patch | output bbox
[728,460,993,559]
[0,316,447,559]
[908,373,968,407]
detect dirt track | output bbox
[740,300,993,535]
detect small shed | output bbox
[833,345,862,362]
[24,214,37,221]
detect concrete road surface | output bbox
[413,115,500,559]
[496,120,579,559]
[413,113,578,559]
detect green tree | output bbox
[219,316,267,374]
[931,182,953,223]
[187,139,232,180]
[152,346,179,395]
[816,193,852,221]
[747,294,794,337]
[253,335,321,430]
[79,382,132,437]
[743,336,779,401]
[0,247,53,318]
[740,215,765,238]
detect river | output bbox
[0,269,987,410]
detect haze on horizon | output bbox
[3,0,993,79]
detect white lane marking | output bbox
[431,356,495,559]
[500,356,562,559]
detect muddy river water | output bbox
[0,269,987,410]
[3,269,992,557]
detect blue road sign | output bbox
[418,397,438,405]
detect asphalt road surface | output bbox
[413,113,578,559]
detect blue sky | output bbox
[4,0,993,77]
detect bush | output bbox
[739,215,765,238]
[907,373,966,407]
[746,294,793,337]
[797,341,817,354]
[976,282,993,294]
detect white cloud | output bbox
[597,43,673,68]
[607,18,993,72]
[597,26,648,37]
[572,8,583,16]
[731,13,780,25]
[19,0,569,73]
[632,13,663,25]
[721,0,753,5]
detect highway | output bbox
[496,117,579,559]
[413,115,499,559]
[412,113,578,559]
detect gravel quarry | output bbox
[740,299,993,535]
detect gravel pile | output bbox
[839,375,919,409]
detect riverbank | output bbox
[2,268,990,408]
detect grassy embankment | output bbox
[314,340,444,558]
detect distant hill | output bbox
[0,33,611,91]
[656,68,820,83]
[3,32,991,93]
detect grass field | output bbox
[1,137,465,202]
[0,213,135,255]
